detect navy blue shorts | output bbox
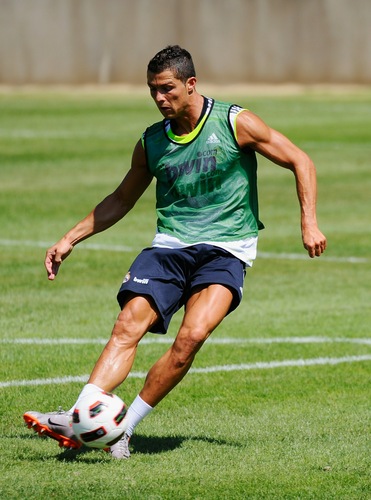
[117,244,246,334]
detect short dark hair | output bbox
[147,45,196,83]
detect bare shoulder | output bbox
[132,139,148,168]
[114,139,153,203]
[235,110,271,149]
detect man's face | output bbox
[147,69,194,119]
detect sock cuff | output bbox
[85,383,104,392]
[137,395,153,411]
[69,383,104,413]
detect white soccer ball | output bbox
[72,391,127,448]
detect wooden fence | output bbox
[0,0,370,84]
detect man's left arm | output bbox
[236,110,327,258]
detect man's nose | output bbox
[153,90,165,104]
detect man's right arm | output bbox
[45,140,153,280]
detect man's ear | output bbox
[187,76,197,94]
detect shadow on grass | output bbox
[55,434,241,462]
[133,434,241,454]
[19,425,242,463]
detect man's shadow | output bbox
[132,434,236,455]
[57,434,237,462]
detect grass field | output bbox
[1,86,370,499]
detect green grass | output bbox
[0,87,370,499]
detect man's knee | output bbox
[172,325,209,366]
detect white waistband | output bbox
[151,232,258,266]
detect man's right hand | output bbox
[45,239,73,280]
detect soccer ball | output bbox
[72,391,127,449]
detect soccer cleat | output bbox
[23,407,81,449]
[109,432,131,459]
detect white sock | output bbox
[124,395,153,437]
[68,383,103,413]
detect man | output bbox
[24,45,327,459]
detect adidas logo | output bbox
[206,133,220,144]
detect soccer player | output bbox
[24,45,327,458]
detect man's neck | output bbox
[170,93,205,136]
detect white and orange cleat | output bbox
[23,408,81,449]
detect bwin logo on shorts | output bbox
[133,276,149,285]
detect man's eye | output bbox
[149,86,173,94]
